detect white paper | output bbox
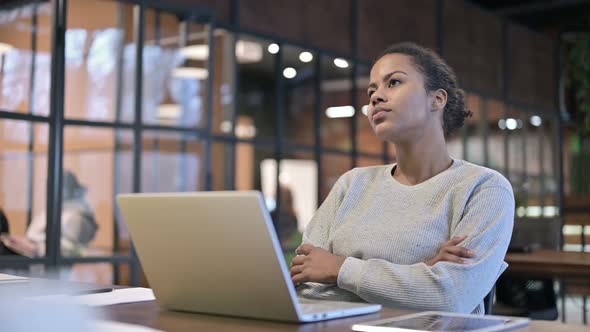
[74,287,155,306]
[0,273,29,283]
[92,320,163,332]
[28,287,156,307]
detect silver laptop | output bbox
[116,191,381,322]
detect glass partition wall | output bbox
[0,0,562,286]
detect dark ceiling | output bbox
[1,1,588,34]
[470,0,590,33]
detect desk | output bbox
[100,300,589,332]
[2,277,587,331]
[505,250,590,279]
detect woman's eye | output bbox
[367,90,374,98]
[388,79,401,88]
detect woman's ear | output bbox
[431,89,448,112]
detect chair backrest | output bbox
[510,217,561,250]
[483,286,495,315]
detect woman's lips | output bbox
[372,108,391,123]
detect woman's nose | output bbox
[370,91,386,106]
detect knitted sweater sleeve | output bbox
[336,184,515,313]
[301,173,349,251]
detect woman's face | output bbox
[367,53,438,143]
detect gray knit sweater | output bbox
[297,159,514,314]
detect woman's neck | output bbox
[392,135,452,186]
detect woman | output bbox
[290,42,514,314]
[0,170,98,258]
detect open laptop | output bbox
[116,191,381,322]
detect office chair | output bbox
[495,219,559,320]
[484,286,495,315]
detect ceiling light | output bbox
[530,115,542,127]
[543,206,558,217]
[235,124,257,139]
[173,67,208,80]
[526,206,542,218]
[220,121,232,133]
[180,44,208,60]
[267,43,279,54]
[236,40,263,63]
[157,104,182,119]
[326,105,355,118]
[299,51,313,63]
[333,58,349,68]
[283,67,297,79]
[181,41,263,64]
[505,118,517,130]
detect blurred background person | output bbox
[0,170,98,258]
[270,185,302,263]
[0,208,8,235]
[0,207,16,255]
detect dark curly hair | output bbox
[377,42,472,138]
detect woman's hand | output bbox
[290,244,347,284]
[0,234,37,257]
[426,235,475,266]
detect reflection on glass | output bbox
[523,110,542,212]
[211,29,238,138]
[543,113,558,211]
[321,56,352,151]
[0,2,51,115]
[464,93,485,165]
[138,12,210,127]
[223,143,276,210]
[62,126,126,258]
[235,35,277,141]
[486,98,505,173]
[63,1,129,121]
[261,151,316,263]
[141,131,204,193]
[284,45,316,146]
[0,120,48,259]
[507,106,525,211]
[212,141,233,190]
